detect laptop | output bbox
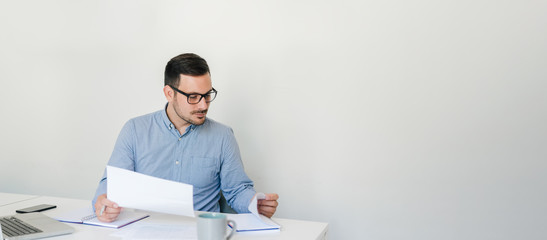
[1,212,74,240]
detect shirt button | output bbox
[175,161,179,165]
[178,137,182,141]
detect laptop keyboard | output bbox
[1,216,43,237]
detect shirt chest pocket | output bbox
[189,157,220,188]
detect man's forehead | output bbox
[177,74,212,92]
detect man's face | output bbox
[170,73,213,126]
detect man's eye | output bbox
[188,95,199,99]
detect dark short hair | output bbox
[164,53,210,87]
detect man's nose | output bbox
[196,97,209,109]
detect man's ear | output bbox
[163,85,174,102]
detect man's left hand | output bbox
[258,193,279,218]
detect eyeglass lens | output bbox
[187,90,216,104]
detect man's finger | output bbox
[103,206,122,215]
[259,205,276,213]
[264,193,279,201]
[97,215,116,223]
[258,207,276,218]
[258,199,279,208]
[99,198,119,208]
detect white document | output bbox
[107,166,195,217]
[110,223,198,240]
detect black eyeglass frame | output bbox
[169,85,218,104]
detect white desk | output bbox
[0,193,328,240]
[0,192,37,207]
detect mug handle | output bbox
[226,219,237,239]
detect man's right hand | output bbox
[94,194,122,222]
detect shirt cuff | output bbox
[232,189,257,213]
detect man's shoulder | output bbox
[133,109,162,119]
[202,118,234,134]
[125,109,164,127]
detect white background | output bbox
[1,1,546,239]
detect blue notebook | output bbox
[227,213,280,232]
[53,207,149,229]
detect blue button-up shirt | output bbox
[93,106,256,213]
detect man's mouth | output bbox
[193,110,208,117]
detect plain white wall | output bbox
[1,0,546,239]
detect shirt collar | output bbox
[161,103,174,130]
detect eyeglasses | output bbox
[169,85,218,104]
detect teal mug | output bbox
[197,213,236,240]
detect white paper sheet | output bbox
[248,192,266,217]
[107,166,195,217]
[110,222,198,240]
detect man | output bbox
[93,53,279,222]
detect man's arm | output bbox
[219,128,279,216]
[218,128,256,213]
[92,120,137,221]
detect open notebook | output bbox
[227,193,280,232]
[53,207,149,229]
[227,213,280,232]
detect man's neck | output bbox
[166,103,191,135]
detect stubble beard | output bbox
[173,103,208,126]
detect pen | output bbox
[99,205,106,216]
